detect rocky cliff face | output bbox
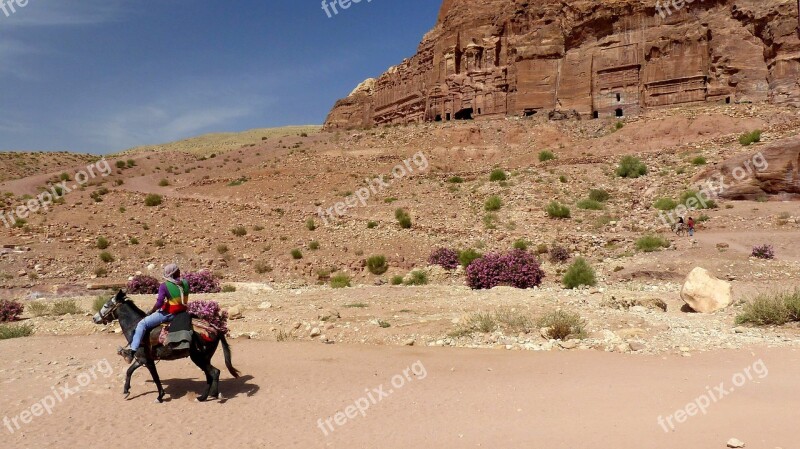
[324,0,800,130]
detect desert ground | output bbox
[1,103,799,448]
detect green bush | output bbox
[330,274,351,289]
[395,208,412,229]
[692,156,707,166]
[448,176,464,184]
[654,198,678,211]
[539,150,556,162]
[588,189,610,202]
[616,156,648,178]
[27,302,50,317]
[390,275,404,286]
[115,160,126,169]
[459,249,482,268]
[306,218,316,231]
[52,300,82,316]
[484,195,502,212]
[309,241,320,250]
[0,323,34,340]
[158,179,170,187]
[231,226,247,237]
[222,285,237,293]
[736,290,800,326]
[254,261,272,274]
[92,296,107,313]
[96,237,109,250]
[739,130,762,146]
[562,257,597,289]
[577,199,604,210]
[489,169,507,182]
[366,255,389,275]
[99,251,114,263]
[635,235,671,252]
[559,175,568,183]
[404,270,429,286]
[144,194,163,207]
[367,221,378,229]
[546,201,571,219]
[512,239,528,251]
[680,190,717,209]
[290,249,303,260]
[538,310,586,340]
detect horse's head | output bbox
[92,290,127,325]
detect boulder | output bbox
[680,267,733,313]
[227,305,243,320]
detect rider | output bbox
[122,263,190,363]
[687,217,695,237]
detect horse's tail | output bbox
[220,334,241,378]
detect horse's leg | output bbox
[190,347,213,402]
[144,359,166,403]
[123,360,142,397]
[208,364,221,399]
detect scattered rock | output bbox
[310,328,321,338]
[680,267,733,313]
[258,301,272,310]
[227,305,243,320]
[727,438,745,448]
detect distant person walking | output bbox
[687,217,695,237]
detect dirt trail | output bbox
[0,336,797,449]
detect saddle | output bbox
[147,313,219,360]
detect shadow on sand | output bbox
[130,375,259,403]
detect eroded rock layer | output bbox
[324,0,800,130]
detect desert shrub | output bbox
[390,275,404,286]
[115,160,126,169]
[94,267,108,277]
[458,248,483,268]
[367,221,378,229]
[559,175,568,183]
[539,150,555,162]
[184,271,221,294]
[52,300,82,316]
[428,248,459,270]
[127,275,160,294]
[395,208,412,229]
[692,156,707,166]
[187,300,228,334]
[306,218,316,231]
[92,296,107,313]
[588,189,610,203]
[309,241,320,250]
[26,302,50,317]
[484,195,502,211]
[466,250,545,290]
[404,270,429,286]
[653,198,677,211]
[546,201,571,219]
[144,194,162,207]
[0,300,23,322]
[231,226,247,237]
[538,310,586,340]
[577,199,604,210]
[158,179,170,187]
[330,274,351,289]
[126,159,136,167]
[222,285,237,293]
[99,251,114,263]
[366,255,389,275]
[489,169,507,182]
[616,156,648,178]
[128,237,139,245]
[291,249,303,260]
[562,257,597,289]
[751,244,775,260]
[636,235,670,252]
[153,239,166,248]
[739,130,762,146]
[448,176,464,184]
[217,244,229,254]
[254,261,272,274]
[0,323,33,340]
[549,246,570,264]
[512,239,528,251]
[535,244,549,255]
[736,290,800,326]
[680,190,716,209]
[96,237,109,250]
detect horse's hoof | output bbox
[196,396,208,402]
[123,391,130,399]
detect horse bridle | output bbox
[98,294,127,324]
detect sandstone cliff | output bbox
[324,0,800,130]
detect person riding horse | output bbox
[121,263,189,363]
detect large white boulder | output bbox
[680,267,733,313]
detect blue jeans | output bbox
[689,228,694,236]
[130,311,174,351]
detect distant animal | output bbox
[93,290,239,402]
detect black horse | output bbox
[93,290,240,402]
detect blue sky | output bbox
[0,0,440,153]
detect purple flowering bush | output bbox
[751,244,775,260]
[188,300,229,335]
[184,271,221,294]
[0,299,23,322]
[428,248,460,270]
[466,250,545,290]
[127,275,160,295]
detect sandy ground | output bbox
[0,336,797,449]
